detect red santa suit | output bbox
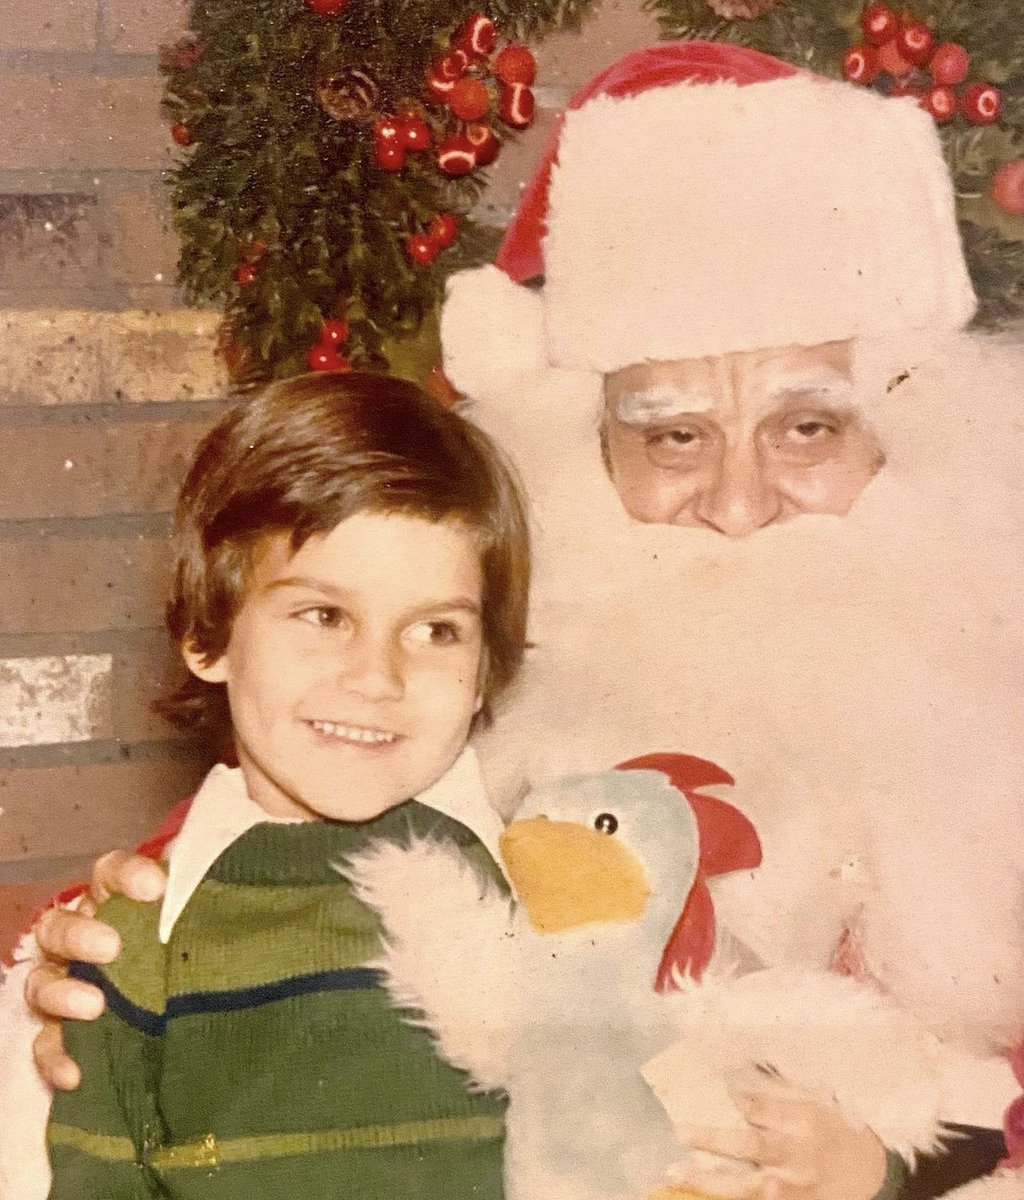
[441,43,1024,1200]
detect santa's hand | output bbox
[667,1071,889,1200]
[26,850,166,1090]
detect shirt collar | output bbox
[158,746,505,943]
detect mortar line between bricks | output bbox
[0,628,172,657]
[0,50,159,75]
[0,512,172,539]
[0,401,229,427]
[0,168,171,191]
[0,287,185,311]
[0,853,99,885]
[1,737,216,771]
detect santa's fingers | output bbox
[662,1156,811,1200]
[34,904,121,964]
[91,848,166,905]
[672,1122,790,1168]
[24,959,105,1020]
[32,1018,82,1092]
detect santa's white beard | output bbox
[467,331,1024,1090]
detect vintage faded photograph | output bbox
[1,2,1022,1199]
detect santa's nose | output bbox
[694,446,781,538]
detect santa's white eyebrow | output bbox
[615,384,717,425]
[763,370,855,404]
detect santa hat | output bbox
[443,42,976,387]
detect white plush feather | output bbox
[644,965,944,1166]
[341,837,515,1091]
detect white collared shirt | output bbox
[158,746,506,944]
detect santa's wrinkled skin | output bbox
[461,327,1024,1145]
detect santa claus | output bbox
[442,43,1024,1200]
[10,40,1024,1200]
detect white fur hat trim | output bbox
[542,75,976,373]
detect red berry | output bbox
[499,82,534,129]
[897,21,933,66]
[466,122,500,166]
[929,42,969,87]
[494,45,537,87]
[406,233,439,265]
[861,4,899,46]
[307,343,345,372]
[374,140,406,171]
[877,37,912,78]
[321,317,349,346]
[991,159,1024,217]
[374,116,402,144]
[961,82,1001,125]
[425,64,457,100]
[233,262,257,286]
[920,85,956,123]
[170,121,193,146]
[453,13,496,57]
[303,0,349,14]
[842,45,879,85]
[436,135,477,176]
[399,117,433,151]
[243,237,267,260]
[438,49,470,80]
[427,212,458,249]
[449,77,490,122]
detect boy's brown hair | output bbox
[162,371,530,733]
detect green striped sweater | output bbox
[47,803,508,1200]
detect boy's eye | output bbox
[406,620,462,647]
[296,605,346,629]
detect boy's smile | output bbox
[184,511,485,822]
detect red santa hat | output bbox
[443,41,976,385]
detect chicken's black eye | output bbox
[594,812,618,835]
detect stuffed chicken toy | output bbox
[345,754,944,1200]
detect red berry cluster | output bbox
[372,102,437,173]
[425,12,536,178]
[303,0,351,16]
[843,5,1001,126]
[232,237,266,287]
[405,212,459,267]
[307,317,353,372]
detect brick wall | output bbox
[0,0,657,949]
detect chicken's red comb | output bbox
[615,752,762,989]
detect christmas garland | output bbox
[162,2,580,384]
[163,0,1023,386]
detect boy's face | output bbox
[185,512,485,822]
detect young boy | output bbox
[13,371,530,1199]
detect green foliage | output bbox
[651,0,1024,325]
[162,0,575,383]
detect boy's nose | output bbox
[340,635,405,700]
[693,442,781,538]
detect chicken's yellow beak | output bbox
[499,816,651,933]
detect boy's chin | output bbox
[288,790,411,824]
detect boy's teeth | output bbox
[311,721,396,745]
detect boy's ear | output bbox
[181,639,228,684]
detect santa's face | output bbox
[601,341,884,536]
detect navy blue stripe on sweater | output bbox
[69,961,382,1035]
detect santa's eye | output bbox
[594,812,618,835]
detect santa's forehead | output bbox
[606,348,857,426]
